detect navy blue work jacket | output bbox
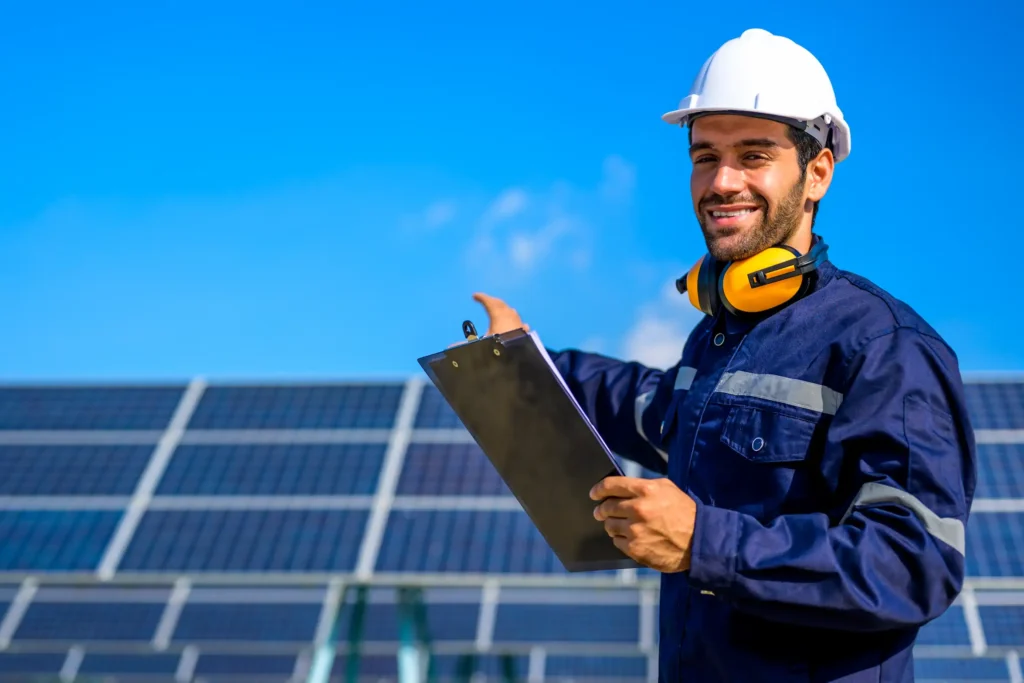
[547,246,977,682]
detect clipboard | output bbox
[417,322,640,572]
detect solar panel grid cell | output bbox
[156,443,386,496]
[14,601,165,641]
[119,509,368,572]
[915,606,971,646]
[966,513,1024,577]
[964,382,1024,430]
[397,443,510,496]
[0,386,184,431]
[376,510,564,574]
[413,386,465,429]
[173,602,321,642]
[0,445,152,496]
[977,605,1024,647]
[976,444,1024,498]
[0,510,122,571]
[187,384,403,430]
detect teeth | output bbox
[712,208,755,217]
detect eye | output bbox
[693,155,717,164]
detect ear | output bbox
[806,148,834,202]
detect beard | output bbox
[697,177,806,262]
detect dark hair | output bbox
[785,125,824,227]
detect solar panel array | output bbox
[0,376,1019,682]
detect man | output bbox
[469,28,977,682]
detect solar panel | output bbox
[118,509,368,572]
[413,385,464,429]
[187,384,404,430]
[156,443,386,496]
[376,510,564,574]
[194,653,298,676]
[0,444,152,496]
[14,600,165,641]
[545,655,648,679]
[0,510,122,571]
[913,656,1011,680]
[976,444,1024,498]
[965,513,1024,576]
[916,606,970,646]
[977,605,1024,647]
[78,652,181,676]
[964,381,1024,430]
[493,603,639,644]
[173,602,321,642]
[0,385,184,430]
[397,443,511,496]
[0,653,65,676]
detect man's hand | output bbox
[590,476,697,573]
[472,292,530,336]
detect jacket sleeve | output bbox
[547,348,673,475]
[686,326,977,631]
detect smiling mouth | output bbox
[710,208,758,218]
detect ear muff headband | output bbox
[676,240,828,316]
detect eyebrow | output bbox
[689,138,782,154]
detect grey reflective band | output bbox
[715,370,843,415]
[840,482,966,556]
[675,366,697,391]
[634,391,668,463]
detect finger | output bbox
[472,292,510,315]
[602,518,634,538]
[590,476,647,501]
[593,497,634,521]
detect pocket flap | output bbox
[720,404,818,463]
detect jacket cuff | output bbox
[688,501,740,591]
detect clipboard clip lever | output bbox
[462,320,479,341]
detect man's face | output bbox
[689,114,809,262]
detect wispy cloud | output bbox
[620,277,705,369]
[465,155,633,276]
[400,199,458,233]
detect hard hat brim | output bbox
[662,107,851,162]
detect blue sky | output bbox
[1,1,1021,382]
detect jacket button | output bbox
[701,590,715,596]
[752,437,764,451]
[713,333,725,346]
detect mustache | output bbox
[699,193,767,211]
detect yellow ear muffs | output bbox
[676,239,829,317]
[720,246,806,314]
[676,254,722,316]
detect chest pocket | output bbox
[719,403,818,464]
[707,402,822,518]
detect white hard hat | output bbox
[663,28,851,162]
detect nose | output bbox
[710,165,746,195]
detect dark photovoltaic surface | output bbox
[976,606,1024,647]
[118,509,369,572]
[975,444,1024,498]
[0,385,184,430]
[0,444,153,496]
[966,513,1024,577]
[493,603,639,643]
[915,605,971,646]
[187,384,404,430]
[397,443,511,496]
[156,443,386,496]
[14,600,165,641]
[413,386,463,429]
[0,510,122,571]
[964,382,1024,430]
[376,510,564,574]
[173,603,322,642]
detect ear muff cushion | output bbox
[685,258,703,313]
[720,246,804,314]
[697,255,719,316]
